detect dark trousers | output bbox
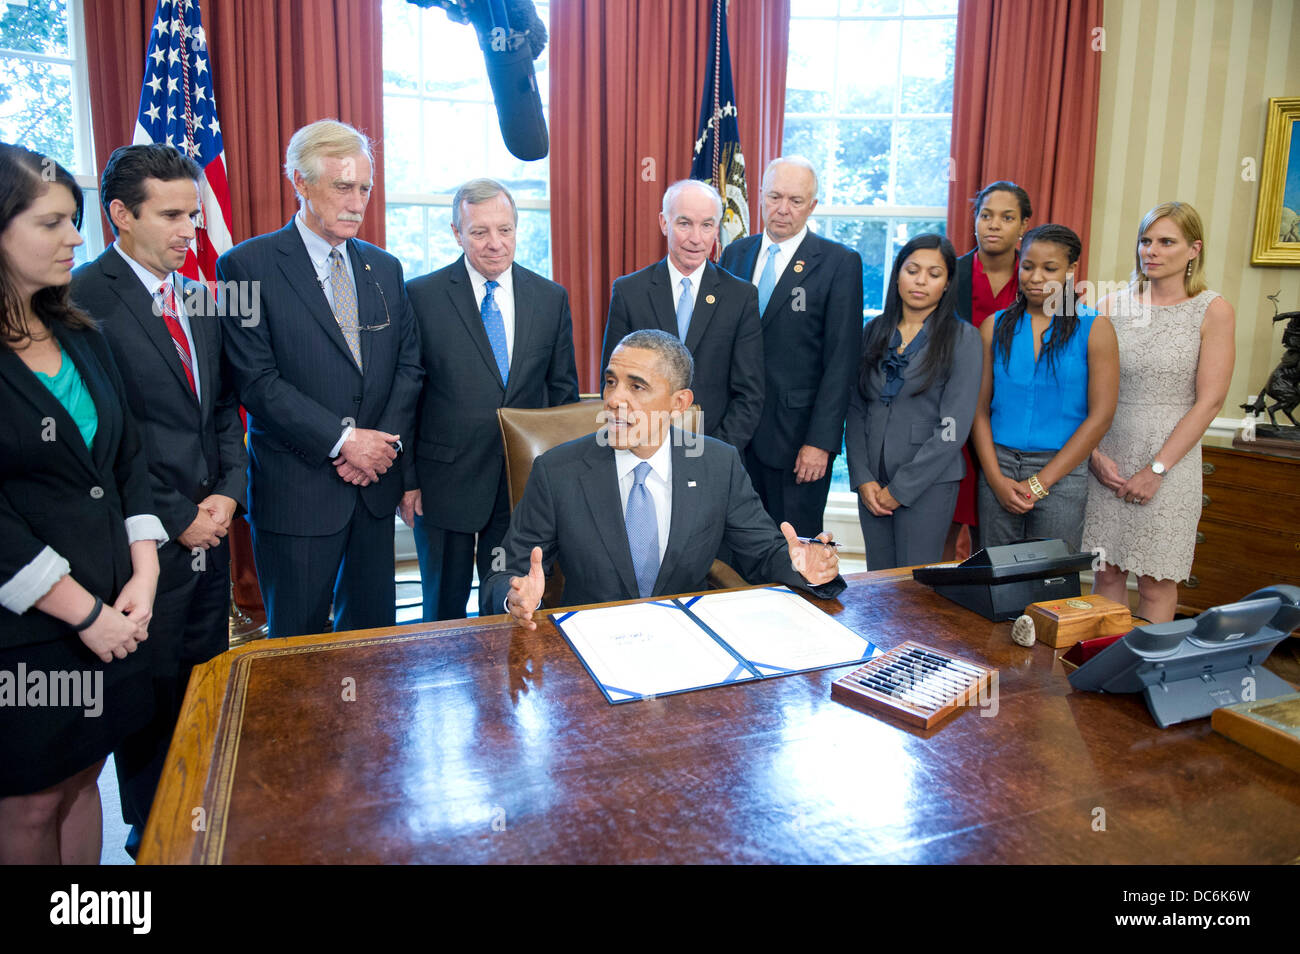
[251,504,396,638]
[114,539,230,832]
[413,478,511,620]
[743,447,834,539]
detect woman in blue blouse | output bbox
[0,144,163,862]
[971,224,1119,551]
[845,234,983,569]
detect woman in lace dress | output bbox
[1083,202,1236,623]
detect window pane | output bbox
[894,118,950,206]
[0,58,74,169]
[832,120,890,206]
[781,118,834,185]
[823,217,888,313]
[74,187,103,267]
[423,99,491,192]
[421,12,490,101]
[0,0,70,57]
[382,0,420,95]
[515,209,551,278]
[386,204,427,279]
[785,19,834,113]
[836,19,899,114]
[900,17,956,114]
[383,95,422,193]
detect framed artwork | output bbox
[1252,96,1300,266]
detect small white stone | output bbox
[1011,614,1036,647]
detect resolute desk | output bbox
[139,569,1300,864]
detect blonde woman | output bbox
[1083,202,1235,623]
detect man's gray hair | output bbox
[616,329,694,392]
[761,155,820,198]
[284,119,373,186]
[661,179,723,223]
[452,177,518,230]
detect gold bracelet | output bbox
[1027,474,1049,499]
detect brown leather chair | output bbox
[497,399,745,607]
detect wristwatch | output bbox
[1151,460,1167,476]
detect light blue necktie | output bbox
[675,277,692,340]
[625,461,660,598]
[756,244,779,315]
[482,279,510,386]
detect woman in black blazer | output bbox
[845,234,983,569]
[0,144,162,863]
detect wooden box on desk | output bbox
[1025,593,1132,649]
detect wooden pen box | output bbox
[1025,593,1132,649]
[1212,693,1300,774]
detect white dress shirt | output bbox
[464,260,516,365]
[750,224,808,287]
[665,259,706,316]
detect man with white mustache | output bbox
[219,120,422,639]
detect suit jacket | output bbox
[217,219,423,536]
[483,431,846,611]
[600,259,763,452]
[954,249,975,325]
[0,322,156,651]
[719,231,863,469]
[844,319,983,507]
[406,257,578,532]
[71,247,247,591]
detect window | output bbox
[0,0,102,263]
[782,0,957,497]
[381,0,550,281]
[784,0,956,314]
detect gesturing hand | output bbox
[507,546,546,631]
[782,521,840,586]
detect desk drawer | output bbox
[1194,519,1300,572]
[1199,483,1300,533]
[1201,449,1300,498]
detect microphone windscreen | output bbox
[483,44,549,161]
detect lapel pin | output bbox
[704,294,715,305]
[793,261,805,273]
[364,263,371,270]
[687,480,697,487]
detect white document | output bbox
[556,601,753,701]
[685,587,875,675]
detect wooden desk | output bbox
[140,570,1300,864]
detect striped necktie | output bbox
[158,282,197,399]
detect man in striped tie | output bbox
[72,143,247,856]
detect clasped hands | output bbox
[178,493,237,549]
[1090,449,1162,505]
[334,428,400,487]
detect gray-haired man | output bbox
[402,178,578,620]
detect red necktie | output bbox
[158,281,197,398]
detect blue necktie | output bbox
[675,277,692,340]
[756,244,779,315]
[482,279,509,386]
[625,461,660,598]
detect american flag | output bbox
[132,0,233,282]
[690,0,748,254]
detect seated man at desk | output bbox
[486,330,846,629]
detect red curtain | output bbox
[83,0,386,616]
[83,0,386,248]
[550,0,791,391]
[947,0,1103,279]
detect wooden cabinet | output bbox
[1179,441,1300,613]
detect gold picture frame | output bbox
[1251,96,1300,266]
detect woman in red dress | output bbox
[947,181,1032,559]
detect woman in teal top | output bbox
[0,143,162,863]
[970,224,1119,551]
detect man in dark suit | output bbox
[218,120,422,639]
[719,157,863,538]
[600,179,763,453]
[401,178,578,620]
[485,330,844,626]
[71,143,247,854]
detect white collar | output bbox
[665,258,706,291]
[113,241,175,297]
[760,225,808,260]
[615,438,673,484]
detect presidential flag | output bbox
[690,0,748,253]
[133,0,232,282]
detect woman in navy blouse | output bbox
[970,224,1119,551]
[846,234,983,569]
[0,144,162,863]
